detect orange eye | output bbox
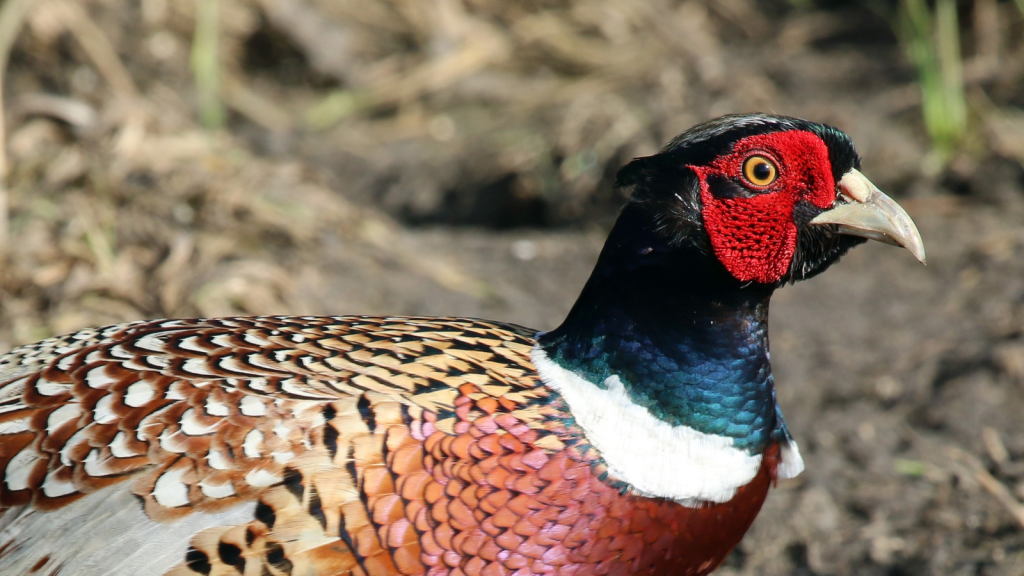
[742,155,778,187]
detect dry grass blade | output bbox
[46,0,138,100]
[43,0,146,155]
[9,93,98,131]
[0,0,43,254]
[982,427,1010,465]
[947,446,1024,531]
[222,72,292,133]
[904,424,1024,532]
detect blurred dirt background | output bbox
[1,0,1024,574]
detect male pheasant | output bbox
[0,114,925,576]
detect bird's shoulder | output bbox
[0,315,566,516]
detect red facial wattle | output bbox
[692,130,836,284]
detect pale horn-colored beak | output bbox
[810,169,926,264]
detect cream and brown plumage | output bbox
[0,114,925,576]
[0,316,771,576]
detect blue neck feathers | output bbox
[538,205,788,452]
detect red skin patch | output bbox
[691,131,836,284]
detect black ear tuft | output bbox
[615,156,655,189]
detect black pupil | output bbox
[753,162,772,181]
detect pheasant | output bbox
[0,114,924,576]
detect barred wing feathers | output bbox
[0,316,563,576]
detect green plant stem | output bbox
[192,0,225,130]
[935,0,965,152]
[897,0,966,162]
